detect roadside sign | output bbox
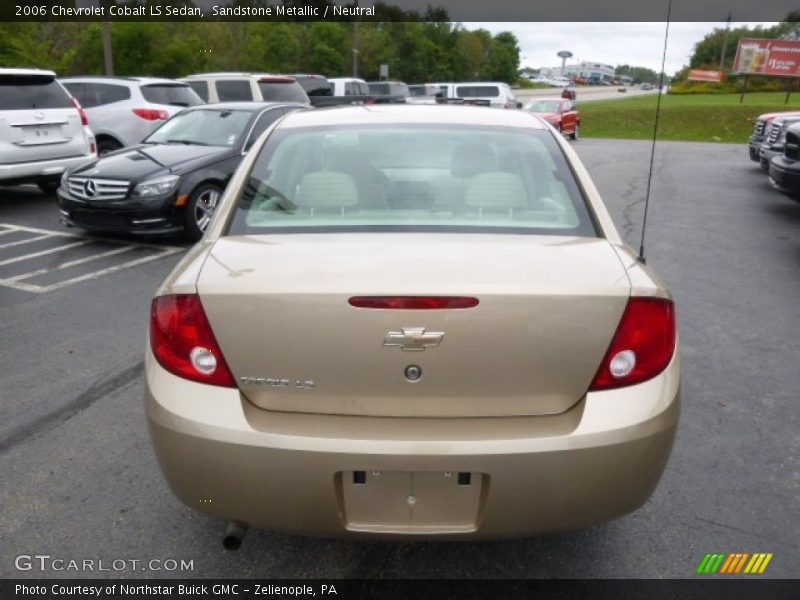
[733,38,800,77]
[688,69,724,82]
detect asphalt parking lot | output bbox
[1,139,798,579]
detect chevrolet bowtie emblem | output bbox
[383,327,444,351]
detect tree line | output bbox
[0,19,521,84]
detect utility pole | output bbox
[719,12,731,71]
[352,21,360,77]
[99,0,114,75]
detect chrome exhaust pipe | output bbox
[222,521,248,550]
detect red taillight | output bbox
[348,296,479,310]
[133,108,169,121]
[71,97,89,126]
[588,297,676,391]
[150,295,236,387]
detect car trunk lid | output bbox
[197,234,631,417]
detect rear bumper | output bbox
[146,346,681,539]
[0,153,96,185]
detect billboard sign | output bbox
[688,69,724,82]
[733,38,800,77]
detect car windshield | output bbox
[525,100,562,113]
[144,109,252,147]
[227,125,596,236]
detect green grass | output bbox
[579,92,800,143]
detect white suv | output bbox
[180,73,309,105]
[60,77,204,155]
[0,69,96,194]
[431,82,519,109]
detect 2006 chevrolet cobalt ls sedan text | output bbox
[146,105,680,540]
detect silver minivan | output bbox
[0,69,96,194]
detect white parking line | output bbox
[0,241,92,267]
[7,246,136,282]
[0,234,52,250]
[0,223,183,293]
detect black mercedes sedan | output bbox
[57,102,305,240]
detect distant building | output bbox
[563,62,615,81]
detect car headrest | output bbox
[465,172,526,210]
[295,171,359,209]
[450,143,497,178]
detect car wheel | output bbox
[184,183,223,241]
[97,138,123,156]
[570,124,580,141]
[37,180,60,195]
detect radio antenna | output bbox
[639,0,672,263]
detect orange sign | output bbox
[688,69,724,82]
[734,38,800,77]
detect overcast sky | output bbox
[465,22,779,75]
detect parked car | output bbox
[0,68,96,194]
[768,122,800,199]
[367,81,410,100]
[328,77,371,97]
[748,111,800,161]
[432,82,519,109]
[180,73,309,105]
[641,83,654,91]
[57,102,304,241]
[407,84,443,105]
[290,73,336,107]
[561,84,577,101]
[523,97,580,139]
[758,115,800,172]
[60,76,204,155]
[146,104,680,542]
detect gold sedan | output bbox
[146,105,679,544]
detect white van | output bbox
[0,69,96,194]
[430,82,518,109]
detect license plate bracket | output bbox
[337,470,486,534]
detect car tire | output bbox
[97,138,123,156]
[184,183,223,242]
[570,124,580,141]
[37,180,60,195]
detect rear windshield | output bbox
[295,76,332,97]
[0,75,72,110]
[257,81,309,103]
[456,86,500,98]
[408,85,436,97]
[227,125,596,237]
[140,84,203,107]
[369,83,409,97]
